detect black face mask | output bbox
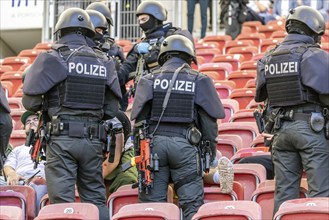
[140,16,158,33]
[93,32,103,42]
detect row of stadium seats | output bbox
[1,183,327,220]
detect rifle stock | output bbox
[30,113,47,169]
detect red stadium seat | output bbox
[18,49,44,63]
[219,99,240,123]
[0,65,13,78]
[33,42,53,50]
[227,70,256,88]
[191,56,206,70]
[229,109,256,123]
[107,185,173,218]
[274,197,329,220]
[0,71,24,95]
[260,38,281,53]
[235,147,269,154]
[233,164,267,200]
[244,78,256,88]
[236,33,266,48]
[252,180,308,220]
[195,42,220,50]
[0,185,36,220]
[257,24,281,38]
[1,81,14,97]
[196,48,222,63]
[203,35,232,51]
[217,133,244,152]
[241,26,253,33]
[229,88,256,109]
[112,202,180,220]
[40,190,80,209]
[267,19,286,30]
[35,203,99,220]
[0,205,24,220]
[271,30,288,39]
[212,54,245,71]
[214,81,235,99]
[246,99,264,110]
[0,190,27,220]
[1,57,31,71]
[321,43,329,53]
[224,40,254,54]
[9,129,26,148]
[218,122,259,150]
[230,151,271,164]
[203,181,244,201]
[216,138,241,158]
[7,97,25,110]
[192,200,262,220]
[227,46,259,61]
[242,21,263,33]
[199,63,232,80]
[239,61,257,71]
[13,84,24,97]
[10,109,25,130]
[249,135,268,148]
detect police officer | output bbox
[0,82,13,172]
[255,5,329,216]
[22,8,121,219]
[131,35,225,220]
[86,2,128,111]
[86,2,125,63]
[117,1,193,97]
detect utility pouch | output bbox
[310,112,325,133]
[51,117,63,136]
[186,127,202,146]
[68,122,84,137]
[98,124,107,142]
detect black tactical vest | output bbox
[264,45,320,107]
[48,45,108,110]
[150,69,198,123]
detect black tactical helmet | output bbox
[86,10,108,30]
[86,2,113,26]
[136,1,167,21]
[286,5,325,35]
[158,35,197,66]
[54,8,95,38]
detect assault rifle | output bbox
[121,121,158,194]
[26,112,47,169]
[128,55,145,98]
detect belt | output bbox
[49,121,103,139]
[149,124,189,138]
[292,113,311,121]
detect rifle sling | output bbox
[151,63,188,136]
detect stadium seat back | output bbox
[35,203,98,220]
[112,202,180,220]
[0,185,37,220]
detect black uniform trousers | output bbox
[138,135,204,220]
[45,135,109,220]
[272,120,329,216]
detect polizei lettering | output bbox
[154,79,195,92]
[264,62,298,75]
[68,62,107,77]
